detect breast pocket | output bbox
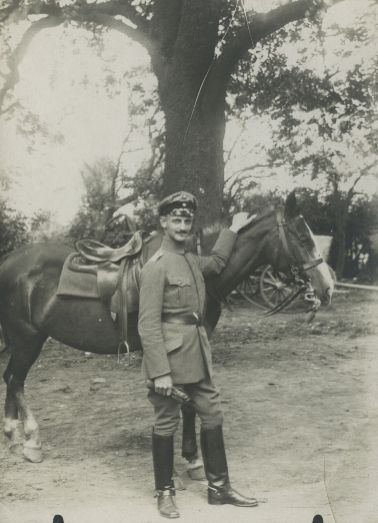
[166,276,191,305]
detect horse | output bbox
[0,192,334,464]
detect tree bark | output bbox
[150,0,225,228]
[162,95,226,229]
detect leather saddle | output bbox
[75,232,143,263]
[67,231,144,305]
[58,231,145,355]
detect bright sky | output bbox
[0,0,375,226]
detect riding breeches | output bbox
[148,377,224,436]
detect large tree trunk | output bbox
[162,94,226,229]
[150,0,227,229]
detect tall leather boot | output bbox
[200,425,258,507]
[152,432,180,519]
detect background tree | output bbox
[0,198,30,256]
[29,209,67,243]
[68,159,126,243]
[0,0,346,229]
[223,2,377,278]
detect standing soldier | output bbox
[138,191,258,518]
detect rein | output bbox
[204,209,323,318]
[275,210,323,274]
[264,210,323,317]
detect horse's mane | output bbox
[234,204,276,235]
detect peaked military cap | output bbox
[158,191,198,217]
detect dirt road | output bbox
[1,290,377,523]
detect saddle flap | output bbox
[97,261,120,301]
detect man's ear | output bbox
[160,216,167,230]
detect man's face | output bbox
[160,214,194,243]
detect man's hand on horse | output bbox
[154,374,173,397]
[229,212,256,234]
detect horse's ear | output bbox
[284,191,300,219]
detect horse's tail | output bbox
[0,254,10,354]
[0,323,8,354]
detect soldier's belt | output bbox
[161,312,203,326]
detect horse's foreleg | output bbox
[3,361,24,453]
[3,334,44,463]
[14,382,43,463]
[181,403,205,480]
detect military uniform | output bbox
[138,228,236,434]
[138,192,257,518]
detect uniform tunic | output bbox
[138,228,237,435]
[138,229,237,385]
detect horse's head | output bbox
[222,192,334,307]
[262,192,334,306]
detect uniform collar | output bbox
[161,234,186,254]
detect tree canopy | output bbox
[1,0,376,278]
[1,0,349,227]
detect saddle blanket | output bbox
[57,253,99,299]
[57,252,140,313]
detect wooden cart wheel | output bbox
[259,265,299,310]
[235,274,261,306]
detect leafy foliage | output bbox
[0,198,30,257]
[68,160,123,244]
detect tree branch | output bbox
[210,0,346,89]
[0,0,150,29]
[0,0,21,23]
[89,0,150,33]
[85,11,155,55]
[346,161,376,199]
[0,15,62,114]
[0,0,155,57]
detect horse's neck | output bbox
[140,217,275,297]
[207,216,275,298]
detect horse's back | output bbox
[0,243,73,330]
[0,243,72,280]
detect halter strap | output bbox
[275,210,323,273]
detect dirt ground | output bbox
[1,289,378,523]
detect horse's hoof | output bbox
[23,445,43,463]
[9,442,23,457]
[187,462,206,481]
[4,419,24,443]
[173,468,186,491]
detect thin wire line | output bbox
[238,0,254,48]
[183,2,239,142]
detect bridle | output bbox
[205,209,324,319]
[264,210,323,317]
